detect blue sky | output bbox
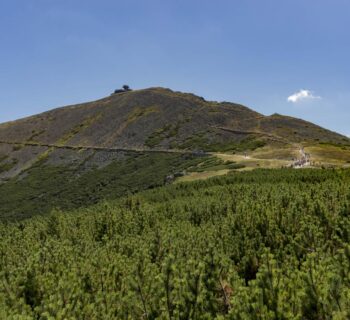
[0,0,349,136]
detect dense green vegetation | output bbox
[0,153,209,220]
[0,152,246,220]
[1,168,350,319]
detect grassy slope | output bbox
[304,143,350,166]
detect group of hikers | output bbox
[292,147,311,168]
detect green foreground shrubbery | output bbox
[1,168,350,319]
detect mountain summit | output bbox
[0,87,349,219]
[0,87,347,151]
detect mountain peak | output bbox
[0,87,347,151]
[0,86,349,218]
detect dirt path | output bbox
[0,140,202,155]
[214,152,292,170]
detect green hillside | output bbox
[1,168,350,319]
[0,87,349,221]
[0,87,349,318]
[0,152,212,220]
[0,87,348,185]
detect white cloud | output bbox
[287,89,321,103]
